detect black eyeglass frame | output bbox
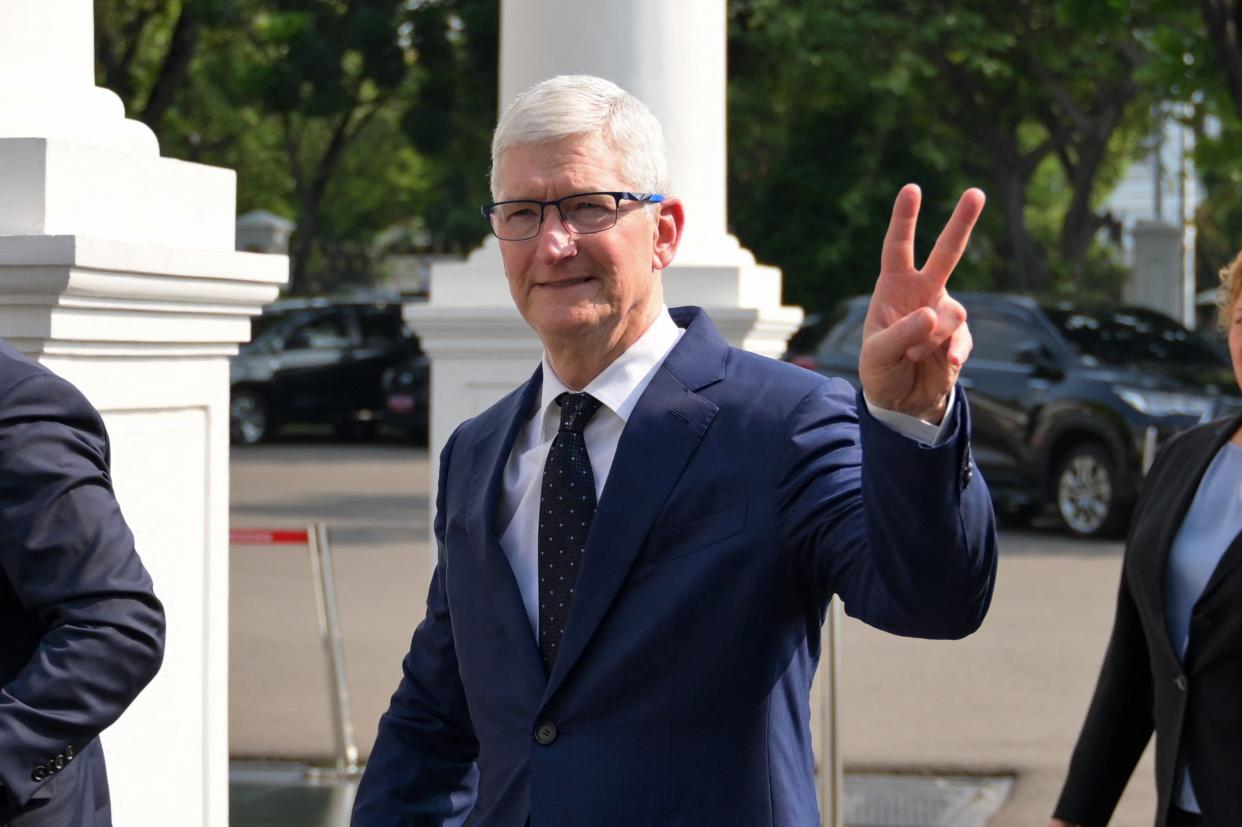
[480,191,666,241]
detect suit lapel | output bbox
[1198,527,1242,608]
[543,308,727,703]
[1194,419,1242,607]
[464,367,546,686]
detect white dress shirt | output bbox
[497,307,956,638]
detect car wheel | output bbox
[1054,443,1124,538]
[231,389,271,445]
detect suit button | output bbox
[1174,675,1188,691]
[534,721,558,745]
[31,765,48,782]
[65,745,74,761]
[52,754,65,771]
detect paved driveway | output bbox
[229,442,1157,825]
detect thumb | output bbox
[866,307,937,366]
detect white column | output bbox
[409,0,802,477]
[0,3,287,825]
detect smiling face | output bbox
[494,135,682,381]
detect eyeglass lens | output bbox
[490,193,619,240]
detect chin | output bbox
[529,303,608,340]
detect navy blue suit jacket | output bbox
[354,307,997,826]
[0,342,165,826]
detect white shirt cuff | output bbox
[862,386,957,447]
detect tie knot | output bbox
[555,392,602,433]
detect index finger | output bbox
[880,183,921,274]
[922,188,986,288]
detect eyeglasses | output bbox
[481,191,665,241]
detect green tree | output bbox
[95,0,238,132]
[1200,0,1242,115]
[728,0,970,314]
[728,0,1165,310]
[400,0,499,253]
[94,0,480,295]
[223,1,415,293]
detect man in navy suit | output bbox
[0,343,165,826]
[354,75,998,826]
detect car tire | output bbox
[231,389,271,445]
[1054,442,1125,538]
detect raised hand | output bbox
[859,184,986,423]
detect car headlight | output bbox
[1115,387,1215,419]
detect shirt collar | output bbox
[539,307,682,431]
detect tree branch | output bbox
[281,111,308,203]
[1201,0,1242,119]
[141,4,204,129]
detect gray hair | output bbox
[490,75,668,199]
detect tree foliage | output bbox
[728,0,1178,309]
[95,0,497,294]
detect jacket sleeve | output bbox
[0,372,166,807]
[1052,545,1155,825]
[352,428,480,826]
[777,381,998,639]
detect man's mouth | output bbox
[537,276,594,290]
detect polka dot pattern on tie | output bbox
[538,392,603,671]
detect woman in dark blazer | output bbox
[1050,252,1242,827]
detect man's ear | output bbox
[652,197,685,271]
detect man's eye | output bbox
[505,207,537,219]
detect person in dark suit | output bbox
[0,342,166,827]
[1051,252,1242,827]
[353,74,998,826]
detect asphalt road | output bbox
[229,440,1157,826]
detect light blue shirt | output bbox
[1164,441,1242,812]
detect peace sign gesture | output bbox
[859,184,986,424]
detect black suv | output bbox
[788,293,1242,537]
[230,300,428,444]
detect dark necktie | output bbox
[538,391,603,671]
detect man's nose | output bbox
[535,205,577,258]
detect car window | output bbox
[1043,306,1224,366]
[284,311,353,350]
[967,309,1032,363]
[359,308,405,348]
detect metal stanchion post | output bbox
[307,522,360,776]
[820,597,844,827]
